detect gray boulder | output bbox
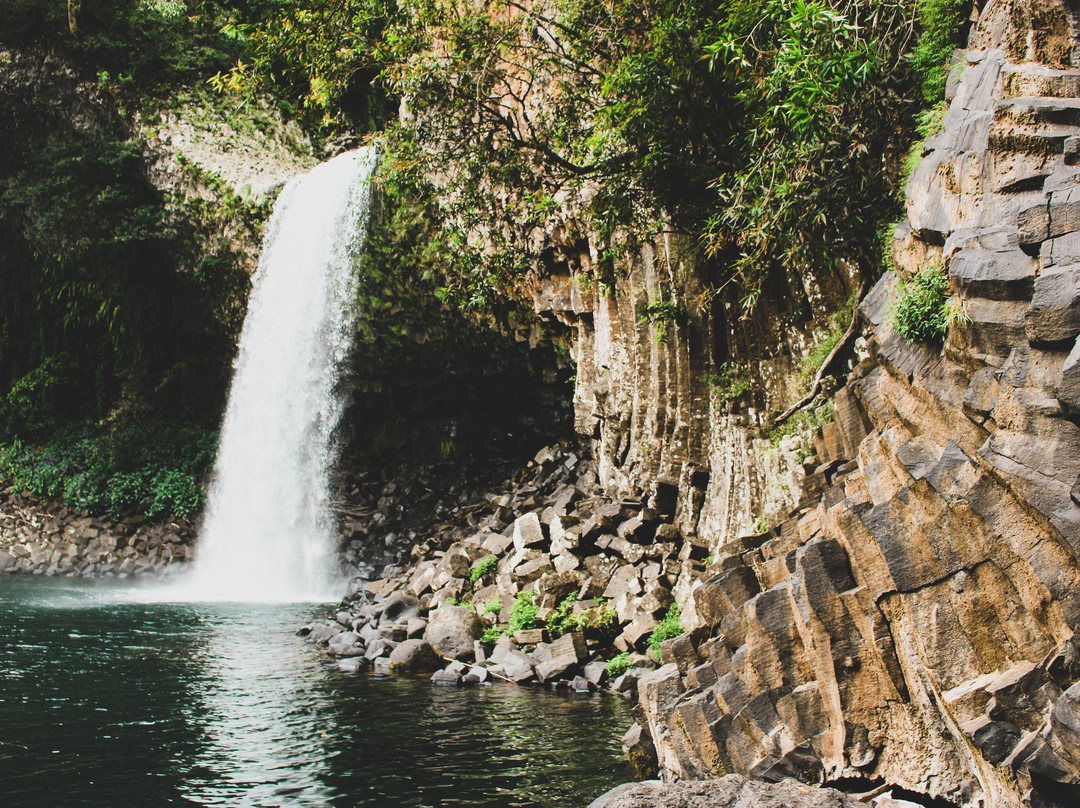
[587,776,864,808]
[378,591,421,624]
[424,605,483,660]
[387,639,442,673]
[327,631,364,658]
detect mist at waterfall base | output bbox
[180,148,378,603]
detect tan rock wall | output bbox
[628,3,1080,804]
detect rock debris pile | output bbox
[300,445,715,698]
[0,487,192,576]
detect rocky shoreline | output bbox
[298,445,711,748]
[0,486,194,577]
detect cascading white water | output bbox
[183,147,377,602]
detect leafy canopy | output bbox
[224,0,956,312]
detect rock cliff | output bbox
[606,2,1080,805]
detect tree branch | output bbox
[769,277,869,430]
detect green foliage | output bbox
[706,362,751,403]
[228,0,930,312]
[889,261,953,342]
[637,296,686,344]
[799,293,856,384]
[701,0,913,309]
[0,0,264,106]
[482,598,502,617]
[546,594,618,637]
[648,604,683,662]
[916,101,949,139]
[0,3,261,449]
[605,651,634,678]
[0,419,215,520]
[508,590,540,634]
[910,0,969,103]
[481,626,504,644]
[767,400,834,447]
[470,555,498,583]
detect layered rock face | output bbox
[0,487,194,576]
[529,234,857,563]
[628,3,1080,805]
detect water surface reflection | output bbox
[0,576,630,807]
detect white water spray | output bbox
[182,147,377,602]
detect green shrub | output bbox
[481,626,503,644]
[766,401,834,448]
[0,419,214,520]
[910,0,969,103]
[2,357,78,437]
[605,651,634,678]
[889,262,952,342]
[482,598,502,617]
[507,590,540,634]
[546,594,618,637]
[647,604,683,662]
[470,555,498,583]
[147,468,202,519]
[707,362,750,403]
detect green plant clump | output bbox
[508,590,540,634]
[910,0,970,103]
[546,594,618,637]
[707,362,750,403]
[482,598,502,617]
[889,262,954,342]
[470,555,498,583]
[647,604,684,662]
[767,400,834,448]
[605,651,634,678]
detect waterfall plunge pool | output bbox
[0,575,632,808]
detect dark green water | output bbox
[0,575,632,808]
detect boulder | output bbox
[587,776,865,808]
[424,605,483,660]
[536,632,588,681]
[327,631,364,658]
[431,668,462,686]
[512,512,546,550]
[378,591,421,624]
[387,639,443,673]
[303,622,344,645]
[337,657,366,674]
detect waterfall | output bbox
[184,147,377,602]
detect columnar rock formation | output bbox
[624,3,1080,805]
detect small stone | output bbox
[463,666,489,685]
[430,668,462,686]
